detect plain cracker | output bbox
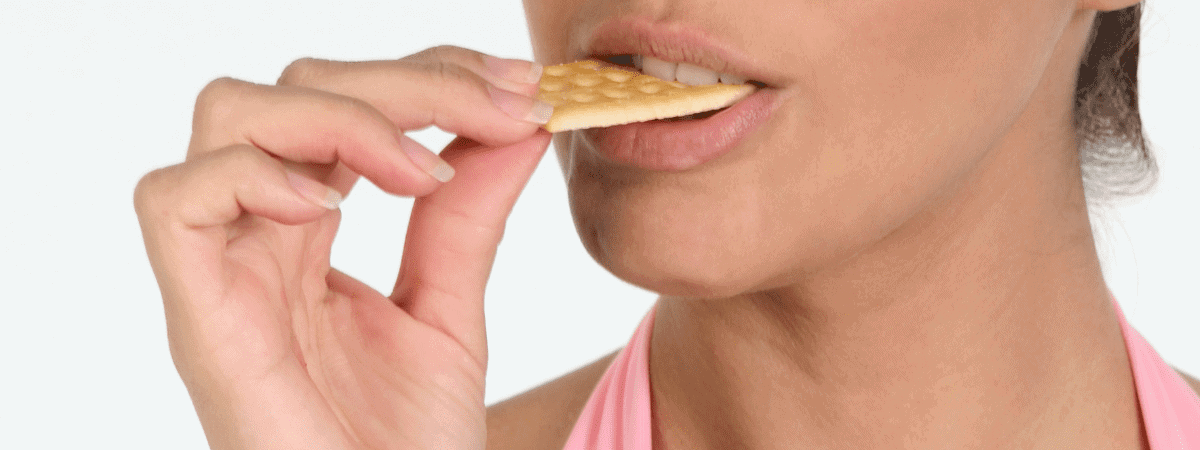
[537,60,755,132]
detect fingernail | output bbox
[398,135,455,183]
[483,55,543,84]
[487,84,553,125]
[285,171,342,209]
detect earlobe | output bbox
[1078,0,1141,13]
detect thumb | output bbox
[390,130,553,363]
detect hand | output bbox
[134,46,553,450]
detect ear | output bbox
[1078,0,1140,13]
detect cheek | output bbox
[745,0,1072,282]
[811,0,1064,142]
[770,0,1070,222]
[524,0,606,65]
[522,0,567,64]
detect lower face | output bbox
[522,0,1080,298]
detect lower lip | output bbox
[581,88,777,171]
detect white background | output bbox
[0,1,1196,448]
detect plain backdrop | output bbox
[0,1,1196,448]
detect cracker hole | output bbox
[601,88,631,99]
[572,75,603,87]
[602,72,634,83]
[637,84,663,94]
[570,92,599,102]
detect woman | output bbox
[133,0,1200,447]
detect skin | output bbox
[519,0,1165,448]
[136,48,556,449]
[134,0,1195,448]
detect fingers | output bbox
[185,47,552,200]
[391,131,554,363]
[276,46,552,149]
[139,145,341,230]
[136,144,339,278]
[189,78,449,197]
[146,46,558,368]
[412,45,543,97]
[135,144,343,313]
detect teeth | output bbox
[635,54,748,86]
[640,55,677,83]
[675,62,719,86]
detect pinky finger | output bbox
[144,145,342,230]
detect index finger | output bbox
[277,47,553,149]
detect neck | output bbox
[648,102,1146,450]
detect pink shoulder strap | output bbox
[1111,297,1200,449]
[562,300,1200,449]
[561,306,655,450]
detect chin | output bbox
[572,209,781,299]
[595,247,763,300]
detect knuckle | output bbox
[197,77,248,108]
[194,77,252,129]
[429,59,478,96]
[133,166,174,217]
[429,45,474,62]
[416,45,454,61]
[133,147,275,224]
[403,45,477,73]
[278,57,332,86]
[409,46,475,81]
[429,44,460,59]
[433,58,458,81]
[404,46,488,99]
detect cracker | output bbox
[537,59,755,132]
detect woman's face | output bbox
[522,0,1086,298]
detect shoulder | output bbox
[1175,367,1200,398]
[486,350,620,450]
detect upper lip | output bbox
[580,17,781,88]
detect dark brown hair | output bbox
[1075,3,1158,202]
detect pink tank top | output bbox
[561,297,1200,449]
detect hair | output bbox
[1074,3,1158,203]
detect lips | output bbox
[581,87,778,171]
[569,17,783,171]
